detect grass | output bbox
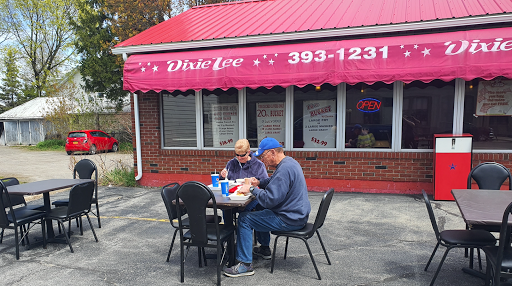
[119,142,133,153]
[101,166,137,187]
[14,139,66,151]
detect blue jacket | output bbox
[221,153,268,181]
[253,156,311,226]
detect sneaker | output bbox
[224,262,255,277]
[253,246,271,260]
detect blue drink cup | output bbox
[211,174,219,187]
[221,181,229,197]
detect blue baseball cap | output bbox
[254,138,283,156]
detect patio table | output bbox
[451,189,512,279]
[7,178,94,241]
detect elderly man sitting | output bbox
[223,137,311,277]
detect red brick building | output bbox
[113,0,512,194]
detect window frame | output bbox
[158,80,512,153]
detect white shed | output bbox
[0,97,59,145]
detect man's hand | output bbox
[250,177,259,187]
[239,183,251,194]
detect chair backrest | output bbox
[176,181,220,245]
[311,188,334,234]
[422,190,441,241]
[0,180,15,228]
[494,201,512,282]
[0,177,26,207]
[67,181,95,217]
[467,162,512,190]
[161,182,184,221]
[73,159,98,199]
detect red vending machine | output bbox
[433,134,473,201]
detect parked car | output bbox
[65,130,119,155]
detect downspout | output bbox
[123,52,143,181]
[134,92,143,181]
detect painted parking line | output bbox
[101,216,169,222]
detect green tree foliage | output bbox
[71,0,125,105]
[0,48,21,111]
[72,0,235,104]
[0,0,78,98]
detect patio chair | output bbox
[0,177,44,244]
[52,159,101,228]
[176,181,234,286]
[0,180,47,260]
[45,181,98,253]
[465,162,512,267]
[422,190,496,286]
[161,182,221,263]
[482,201,512,286]
[270,188,334,280]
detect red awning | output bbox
[123,27,512,93]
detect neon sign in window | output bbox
[357,98,381,113]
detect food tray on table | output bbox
[228,192,252,201]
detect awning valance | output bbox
[123,27,512,93]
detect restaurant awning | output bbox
[123,27,512,93]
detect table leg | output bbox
[43,193,55,239]
[224,208,236,267]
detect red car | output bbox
[65,130,119,155]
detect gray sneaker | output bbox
[224,262,255,277]
[253,246,271,260]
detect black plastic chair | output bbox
[422,190,496,286]
[161,182,222,263]
[468,162,512,191]
[52,159,101,228]
[176,181,234,286]
[46,181,98,253]
[465,162,512,266]
[270,188,334,280]
[0,177,44,244]
[482,201,512,286]
[0,180,47,260]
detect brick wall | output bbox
[131,92,512,193]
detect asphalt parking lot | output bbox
[0,184,488,286]
[0,146,133,183]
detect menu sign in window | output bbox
[303,99,336,148]
[256,102,285,146]
[476,79,512,116]
[212,103,238,147]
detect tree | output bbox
[71,0,125,104]
[0,48,21,111]
[0,0,79,98]
[72,0,236,104]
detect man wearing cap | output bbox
[345,124,362,148]
[224,137,311,278]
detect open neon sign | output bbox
[357,98,381,113]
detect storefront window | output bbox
[162,90,197,147]
[293,84,337,148]
[202,88,239,148]
[246,86,286,148]
[345,82,393,148]
[402,80,455,149]
[463,78,512,150]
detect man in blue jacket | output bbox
[224,137,311,277]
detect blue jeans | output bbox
[236,209,304,263]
